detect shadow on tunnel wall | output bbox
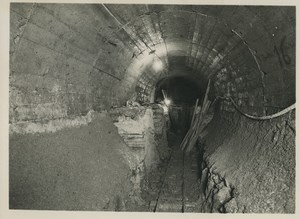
[8,2,295,213]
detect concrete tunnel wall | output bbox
[9,3,295,212]
[10,3,295,126]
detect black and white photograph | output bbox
[0,0,298,218]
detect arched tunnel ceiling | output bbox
[95,4,295,115]
[8,3,297,213]
[9,3,295,119]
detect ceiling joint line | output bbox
[207,39,245,80]
[102,3,168,77]
[231,29,267,115]
[102,4,145,53]
[192,16,208,73]
[197,20,219,73]
[200,32,224,75]
[156,12,169,74]
[186,13,198,68]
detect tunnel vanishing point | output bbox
[9,3,295,214]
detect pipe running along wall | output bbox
[9,3,295,213]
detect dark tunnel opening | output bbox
[7,2,296,215]
[154,76,204,106]
[154,75,207,134]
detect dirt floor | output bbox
[141,132,203,212]
[140,106,295,213]
[9,106,295,213]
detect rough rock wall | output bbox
[9,112,135,211]
[152,105,170,161]
[110,105,169,171]
[109,104,169,203]
[198,107,295,213]
[198,166,235,213]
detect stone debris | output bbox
[197,167,235,213]
[109,104,170,206]
[8,3,295,213]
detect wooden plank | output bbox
[162,89,167,99]
[180,79,211,152]
[190,98,199,128]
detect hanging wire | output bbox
[217,96,295,121]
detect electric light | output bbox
[164,98,171,106]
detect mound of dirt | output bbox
[202,110,295,213]
[9,112,134,211]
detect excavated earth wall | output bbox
[10,103,169,211]
[197,107,295,213]
[109,104,170,204]
[10,112,135,211]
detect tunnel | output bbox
[8,3,295,214]
[154,75,204,133]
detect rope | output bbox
[217,96,295,121]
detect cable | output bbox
[217,96,295,121]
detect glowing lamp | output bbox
[164,98,171,106]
